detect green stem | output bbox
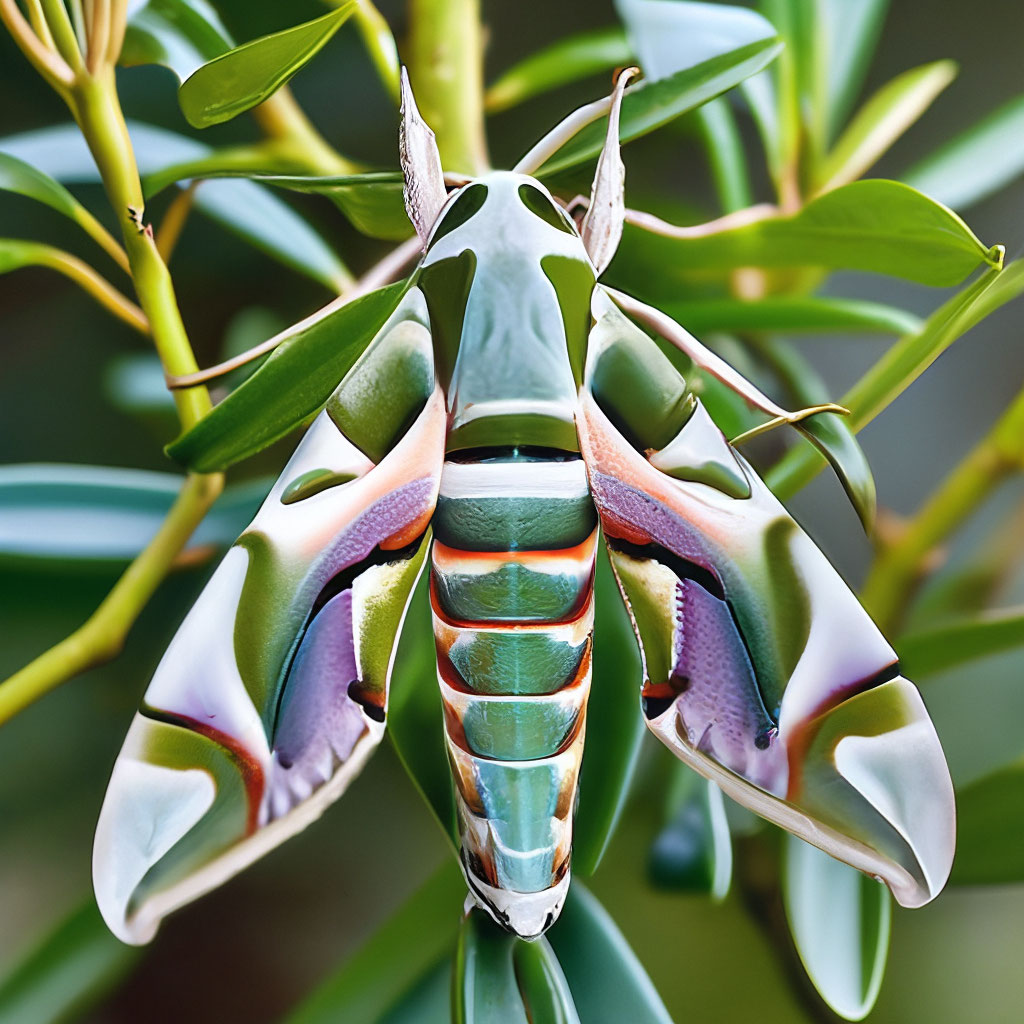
[0,473,224,725]
[40,0,83,70]
[407,0,488,175]
[862,386,1024,634]
[68,68,210,430]
[22,239,147,332]
[251,86,358,176]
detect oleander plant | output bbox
[1,2,1023,1023]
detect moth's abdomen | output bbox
[430,450,596,938]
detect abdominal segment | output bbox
[430,450,597,938]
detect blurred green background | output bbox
[2,1,1023,1021]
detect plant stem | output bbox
[252,87,358,175]
[26,240,147,333]
[0,0,75,87]
[407,0,488,175]
[862,386,1024,634]
[68,68,210,430]
[0,472,224,726]
[155,181,197,262]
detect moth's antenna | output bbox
[581,66,639,275]
[399,66,447,247]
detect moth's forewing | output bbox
[577,288,955,908]
[94,289,445,944]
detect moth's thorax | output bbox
[418,172,596,452]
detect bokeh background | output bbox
[2,1,1023,1021]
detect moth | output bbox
[94,70,955,944]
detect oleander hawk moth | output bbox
[93,70,955,945]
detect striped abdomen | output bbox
[430,449,597,938]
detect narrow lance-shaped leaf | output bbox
[572,545,646,876]
[616,0,776,81]
[0,900,143,1024]
[120,0,233,82]
[179,3,359,128]
[0,122,348,289]
[766,260,1024,498]
[648,759,732,899]
[610,180,1003,298]
[485,26,632,113]
[665,295,922,336]
[757,337,877,531]
[819,0,889,140]
[0,152,124,265]
[378,958,451,1024]
[454,911,580,1024]
[145,162,411,241]
[536,37,783,177]
[905,509,1024,628]
[784,835,891,1022]
[388,569,458,845]
[898,606,1024,679]
[697,98,754,213]
[815,60,957,193]
[546,883,673,1024]
[951,757,1024,886]
[167,280,408,472]
[0,464,269,567]
[902,93,1024,211]
[282,862,466,1024]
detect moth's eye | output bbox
[518,183,575,234]
[429,183,487,246]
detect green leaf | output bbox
[666,295,922,336]
[388,569,458,846]
[0,237,46,274]
[511,939,581,1024]
[757,0,822,177]
[697,98,754,213]
[816,60,957,192]
[0,122,349,289]
[0,899,142,1024]
[537,37,783,177]
[906,511,1024,628]
[766,259,1024,498]
[547,883,673,1024]
[783,836,891,1021]
[612,180,1002,297]
[283,862,465,1024]
[0,151,109,243]
[794,412,876,530]
[454,912,527,1024]
[378,958,451,1024]
[178,3,358,128]
[617,0,776,81]
[0,464,269,567]
[572,546,645,876]
[743,336,876,528]
[903,94,1024,211]
[454,912,579,1024]
[648,761,732,899]
[951,757,1024,886]
[166,280,407,471]
[819,0,889,140]
[485,26,632,113]
[146,162,410,241]
[121,0,233,82]
[899,606,1024,679]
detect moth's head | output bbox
[422,172,583,256]
[399,66,633,275]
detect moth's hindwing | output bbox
[93,288,445,943]
[576,288,955,908]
